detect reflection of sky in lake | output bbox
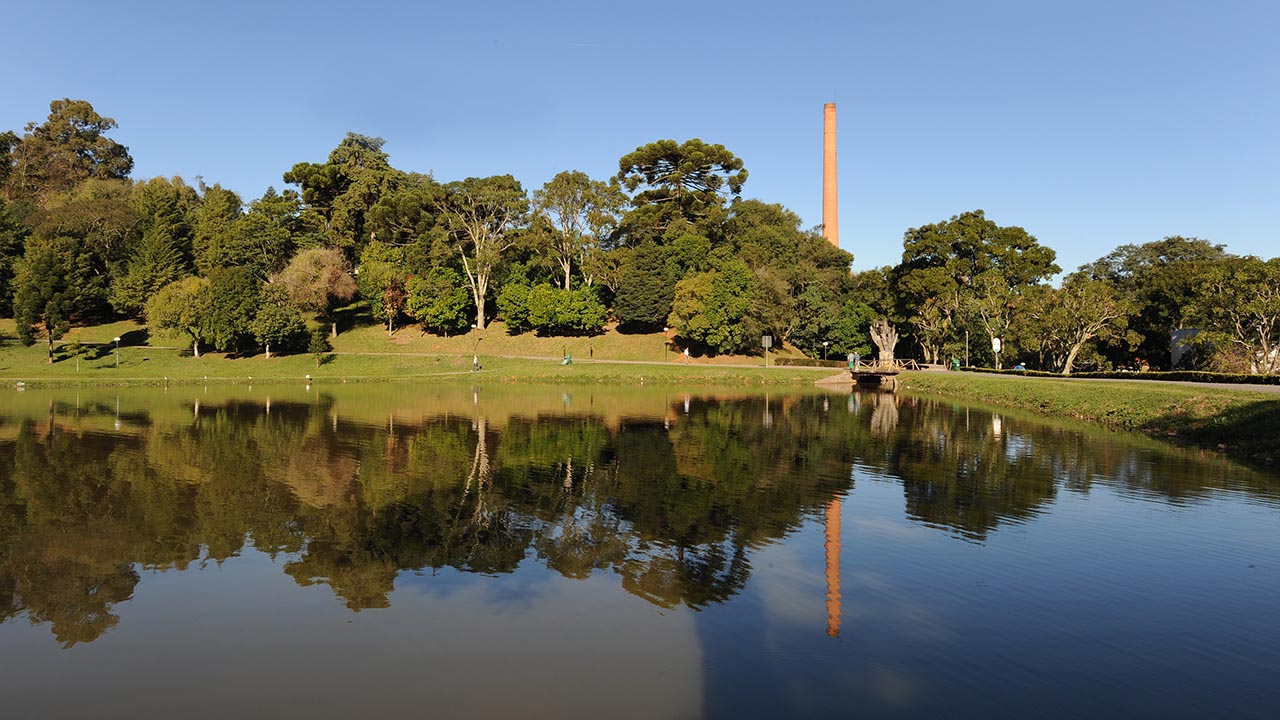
[2,546,704,719]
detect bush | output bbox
[526,285,607,336]
[309,328,332,366]
[773,358,847,368]
[407,268,471,335]
[496,283,532,333]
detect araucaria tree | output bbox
[13,237,90,362]
[616,138,747,241]
[436,175,528,330]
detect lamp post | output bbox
[663,327,669,362]
[113,337,121,368]
[822,341,829,361]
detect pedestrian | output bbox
[472,355,479,372]
[589,344,593,359]
[683,347,690,364]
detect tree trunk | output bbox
[265,343,272,359]
[192,337,200,358]
[563,261,572,292]
[46,332,54,364]
[473,273,489,330]
[1061,341,1085,376]
[869,319,898,364]
[330,320,338,339]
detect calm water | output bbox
[1,384,1278,719]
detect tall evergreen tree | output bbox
[110,217,188,317]
[13,237,92,362]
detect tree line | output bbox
[1,99,1276,373]
[854,214,1279,374]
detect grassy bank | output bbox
[0,319,829,388]
[902,371,1280,467]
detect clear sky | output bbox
[3,0,1276,274]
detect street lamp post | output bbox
[822,341,829,361]
[113,337,121,368]
[663,327,669,362]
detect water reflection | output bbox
[0,386,1275,647]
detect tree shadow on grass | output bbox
[333,303,378,334]
[1148,397,1280,470]
[616,321,665,335]
[118,328,149,346]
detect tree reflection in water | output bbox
[0,387,1273,644]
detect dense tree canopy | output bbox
[1191,257,1280,374]
[3,99,133,203]
[283,133,401,251]
[1082,236,1231,369]
[892,210,1059,364]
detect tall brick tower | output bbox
[822,102,839,247]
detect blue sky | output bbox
[3,0,1275,274]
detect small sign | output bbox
[761,335,773,349]
[992,337,1002,353]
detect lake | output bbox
[1,383,1277,719]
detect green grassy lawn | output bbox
[0,317,829,387]
[902,371,1280,467]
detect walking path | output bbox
[968,371,1280,395]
